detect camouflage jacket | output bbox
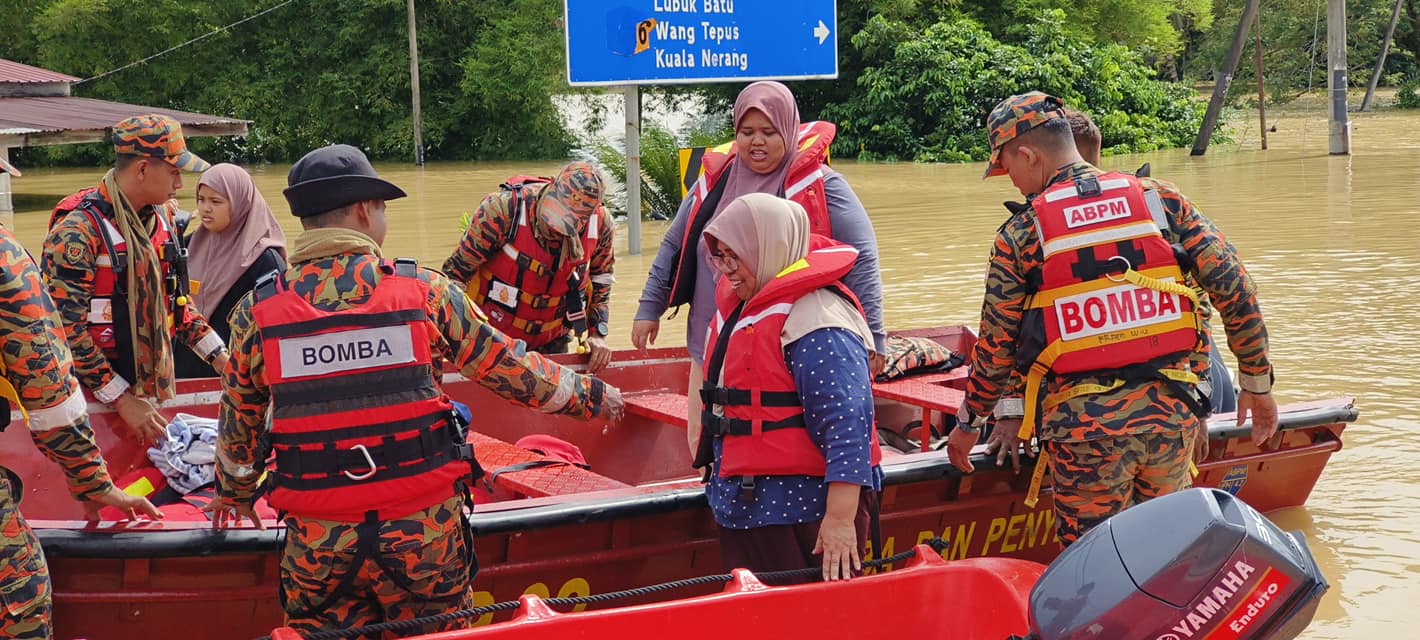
[217,246,610,507]
[966,162,1271,441]
[440,189,615,331]
[1,229,113,500]
[41,187,217,400]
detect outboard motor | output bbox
[1022,488,1327,640]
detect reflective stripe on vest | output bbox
[666,121,837,309]
[251,262,471,522]
[1017,172,1202,441]
[470,187,598,349]
[701,237,882,479]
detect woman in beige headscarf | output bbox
[696,193,881,582]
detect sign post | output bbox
[565,0,839,254]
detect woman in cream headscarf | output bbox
[697,193,880,582]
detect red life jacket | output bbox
[698,236,882,479]
[665,121,836,308]
[250,259,478,522]
[48,188,185,380]
[467,176,600,349]
[1017,172,1202,439]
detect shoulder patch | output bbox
[64,241,86,265]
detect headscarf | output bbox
[99,170,174,400]
[714,81,801,217]
[186,164,286,315]
[704,193,872,350]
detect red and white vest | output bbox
[666,121,836,308]
[251,259,476,522]
[1024,172,1200,375]
[700,237,882,479]
[49,188,182,363]
[468,177,599,349]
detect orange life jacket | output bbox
[698,236,882,479]
[1017,172,1203,440]
[467,176,599,349]
[250,259,479,522]
[666,121,836,308]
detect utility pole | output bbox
[1362,0,1404,111]
[1191,0,1263,155]
[1328,0,1351,154]
[407,0,425,165]
[1254,12,1268,150]
[624,86,642,255]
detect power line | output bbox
[77,0,307,85]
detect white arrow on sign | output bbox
[814,20,830,45]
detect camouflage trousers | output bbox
[280,497,476,640]
[1046,430,1191,546]
[0,476,51,640]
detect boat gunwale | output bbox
[32,398,1355,558]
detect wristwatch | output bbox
[595,321,609,337]
[954,405,984,435]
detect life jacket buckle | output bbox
[342,444,378,481]
[737,476,755,499]
[1105,255,1133,283]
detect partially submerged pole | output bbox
[407,0,425,166]
[624,86,642,255]
[0,147,13,232]
[1191,0,1263,156]
[1328,0,1351,154]
[1361,0,1404,111]
[1253,13,1268,150]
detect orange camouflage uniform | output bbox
[965,161,1272,544]
[40,183,219,401]
[440,185,615,352]
[218,244,608,638]
[1,229,115,639]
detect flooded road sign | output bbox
[564,0,839,86]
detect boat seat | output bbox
[470,432,630,498]
[870,368,968,414]
[624,391,690,429]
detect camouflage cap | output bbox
[983,92,1067,179]
[537,161,605,237]
[111,114,210,173]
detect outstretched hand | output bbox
[84,487,163,524]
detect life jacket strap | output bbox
[698,386,801,408]
[700,413,806,437]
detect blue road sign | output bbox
[564,0,838,86]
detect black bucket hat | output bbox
[282,144,407,217]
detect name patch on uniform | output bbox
[489,280,519,310]
[278,326,416,378]
[1063,196,1131,229]
[1055,281,1182,341]
[88,298,113,324]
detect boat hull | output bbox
[2,329,1352,640]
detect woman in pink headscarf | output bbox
[633,81,887,455]
[174,163,286,378]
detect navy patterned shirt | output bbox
[706,327,882,530]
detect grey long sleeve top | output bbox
[635,172,888,364]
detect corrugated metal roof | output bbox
[0,59,79,84]
[0,96,248,143]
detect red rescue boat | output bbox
[1,326,1354,640]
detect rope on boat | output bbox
[257,538,953,640]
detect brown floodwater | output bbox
[6,100,1416,636]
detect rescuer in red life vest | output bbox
[947,92,1279,546]
[40,115,227,444]
[209,145,624,637]
[698,193,881,582]
[441,163,616,372]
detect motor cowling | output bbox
[1025,488,1327,640]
